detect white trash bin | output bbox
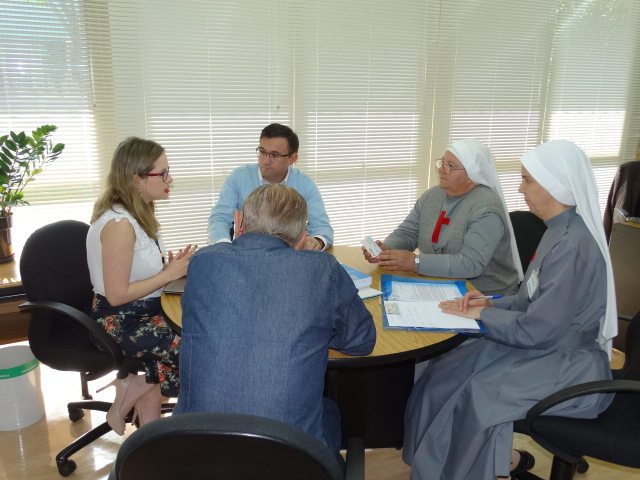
[0,345,46,431]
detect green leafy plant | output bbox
[0,125,65,217]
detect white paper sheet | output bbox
[388,282,461,302]
[384,300,480,330]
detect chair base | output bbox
[511,455,588,480]
[56,421,113,477]
[55,400,175,477]
[344,438,365,480]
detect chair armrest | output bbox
[19,300,123,362]
[524,379,640,431]
[344,437,365,480]
[614,311,640,380]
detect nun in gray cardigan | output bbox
[363,138,522,296]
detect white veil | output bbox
[447,138,524,282]
[520,140,617,358]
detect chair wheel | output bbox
[57,459,77,477]
[576,460,589,474]
[68,408,85,422]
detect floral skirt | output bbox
[92,294,181,397]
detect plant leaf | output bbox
[1,125,61,212]
[5,140,17,152]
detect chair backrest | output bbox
[110,412,345,480]
[609,223,640,318]
[615,310,640,381]
[508,211,547,274]
[603,161,640,241]
[19,220,111,373]
[609,222,640,351]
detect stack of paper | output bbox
[358,286,383,300]
[341,263,372,289]
[381,275,483,333]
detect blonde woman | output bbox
[87,137,196,435]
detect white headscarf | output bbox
[520,140,617,358]
[446,138,524,282]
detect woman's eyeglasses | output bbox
[146,168,170,182]
[435,159,465,174]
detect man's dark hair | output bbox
[260,123,299,154]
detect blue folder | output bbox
[380,274,487,334]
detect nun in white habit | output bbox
[403,140,616,480]
[366,138,523,296]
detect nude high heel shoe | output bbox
[97,374,154,435]
[132,383,162,428]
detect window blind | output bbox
[1,0,639,253]
[542,0,640,211]
[0,0,114,253]
[431,0,640,212]
[292,0,430,244]
[430,0,555,211]
[106,0,293,249]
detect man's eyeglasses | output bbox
[145,168,170,182]
[435,159,465,174]
[256,147,292,160]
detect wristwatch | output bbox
[414,255,420,273]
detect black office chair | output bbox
[603,160,640,241]
[509,211,547,274]
[513,310,640,480]
[19,220,143,476]
[609,222,640,352]
[108,412,365,480]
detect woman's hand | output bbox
[164,244,197,281]
[361,240,389,263]
[438,290,492,320]
[375,249,416,272]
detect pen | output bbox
[454,295,503,300]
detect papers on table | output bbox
[358,286,383,300]
[164,276,186,294]
[341,263,372,289]
[387,281,461,302]
[380,274,484,333]
[384,300,480,331]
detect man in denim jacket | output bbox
[175,183,376,455]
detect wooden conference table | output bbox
[160,245,472,448]
[0,258,28,346]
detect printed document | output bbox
[382,278,481,331]
[384,300,480,330]
[388,282,461,302]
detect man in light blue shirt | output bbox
[207,123,334,250]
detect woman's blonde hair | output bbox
[91,137,164,238]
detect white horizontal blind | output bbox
[0,0,115,253]
[431,0,640,214]
[1,0,639,253]
[293,0,430,245]
[543,0,640,212]
[106,0,292,249]
[429,0,557,211]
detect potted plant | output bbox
[0,125,65,263]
